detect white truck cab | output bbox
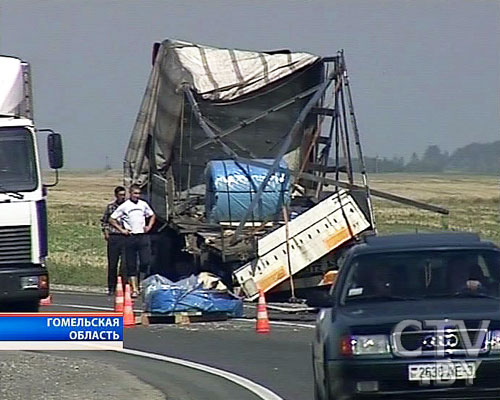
[0,55,63,311]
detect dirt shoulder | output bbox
[0,351,165,400]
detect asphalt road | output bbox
[44,291,317,400]
[43,349,265,400]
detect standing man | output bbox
[100,186,127,296]
[109,184,156,298]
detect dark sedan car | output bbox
[312,232,500,400]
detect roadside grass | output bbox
[48,203,107,286]
[46,170,500,287]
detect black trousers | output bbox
[107,234,126,292]
[125,234,152,279]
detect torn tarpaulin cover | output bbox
[142,273,243,317]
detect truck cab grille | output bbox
[0,225,31,264]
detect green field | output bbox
[45,170,500,287]
[46,170,124,287]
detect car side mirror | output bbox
[47,133,63,169]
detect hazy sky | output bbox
[1,0,499,168]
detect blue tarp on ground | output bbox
[142,274,243,317]
[205,159,290,223]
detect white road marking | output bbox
[51,303,315,328]
[244,303,317,313]
[51,290,105,296]
[233,318,315,329]
[117,347,285,400]
[51,303,143,313]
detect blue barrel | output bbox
[205,159,290,223]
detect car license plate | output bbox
[408,362,476,381]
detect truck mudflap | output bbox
[232,189,371,300]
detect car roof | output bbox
[350,232,498,254]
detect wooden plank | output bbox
[237,158,450,215]
[139,312,229,326]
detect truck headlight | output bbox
[341,335,391,356]
[20,275,48,290]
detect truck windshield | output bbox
[0,127,38,192]
[341,249,500,304]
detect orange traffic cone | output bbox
[40,294,52,306]
[256,290,270,334]
[114,276,124,313]
[123,284,135,328]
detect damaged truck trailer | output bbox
[124,39,376,303]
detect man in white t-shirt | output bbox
[109,184,156,297]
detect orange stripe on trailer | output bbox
[324,227,351,250]
[257,265,288,292]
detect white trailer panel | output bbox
[233,190,370,299]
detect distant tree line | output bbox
[339,141,500,174]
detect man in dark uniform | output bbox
[100,186,127,295]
